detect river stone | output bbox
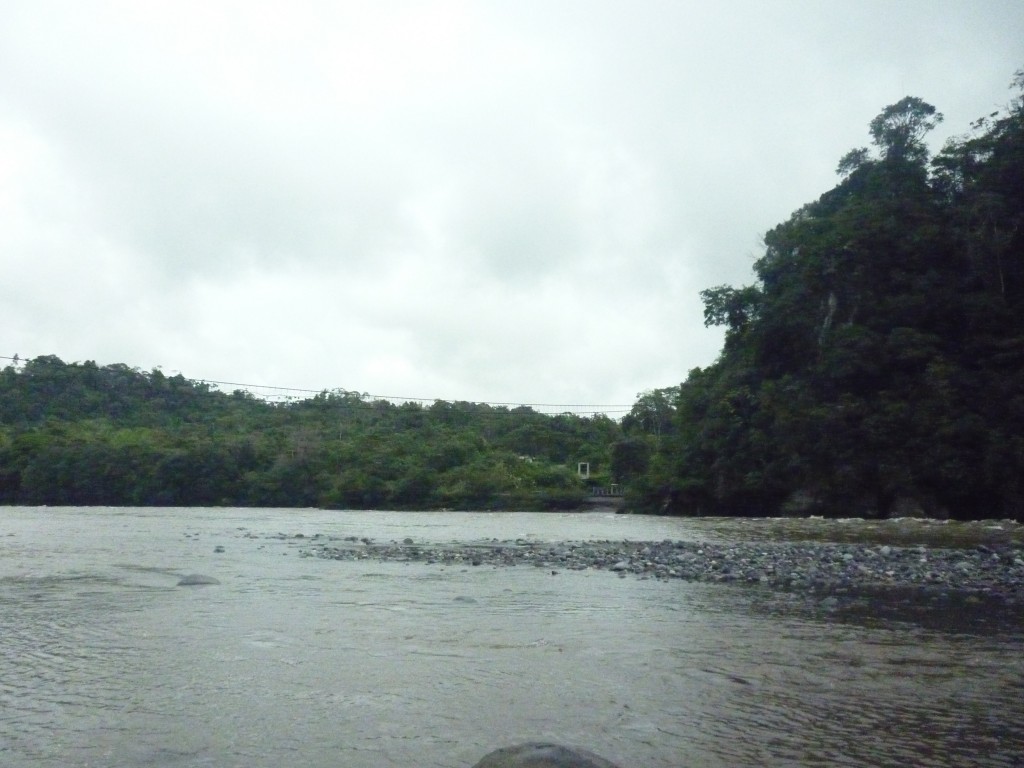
[176,574,220,586]
[472,743,622,768]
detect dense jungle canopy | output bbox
[624,72,1024,521]
[0,356,620,510]
[3,70,1022,519]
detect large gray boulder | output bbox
[472,743,622,768]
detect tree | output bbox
[836,147,870,177]
[699,285,762,349]
[869,96,943,164]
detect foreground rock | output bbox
[472,743,621,768]
[176,574,220,586]
[302,535,1024,607]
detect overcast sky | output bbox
[2,1,1022,414]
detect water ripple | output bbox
[2,507,1022,768]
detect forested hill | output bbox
[622,71,1024,521]
[7,73,1023,520]
[0,356,622,509]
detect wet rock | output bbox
[176,574,220,587]
[819,596,840,611]
[472,743,621,768]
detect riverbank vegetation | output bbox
[4,71,1022,520]
[624,71,1024,521]
[0,357,619,509]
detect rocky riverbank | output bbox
[300,535,1024,608]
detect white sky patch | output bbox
[1,0,1022,409]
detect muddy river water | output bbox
[1,507,1022,767]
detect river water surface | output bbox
[1,507,1022,767]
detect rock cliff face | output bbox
[472,743,622,768]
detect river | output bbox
[1,507,1022,767]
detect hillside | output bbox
[0,356,621,510]
[622,72,1024,521]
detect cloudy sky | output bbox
[2,1,1022,414]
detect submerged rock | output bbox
[472,743,622,768]
[176,574,220,587]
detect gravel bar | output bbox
[300,535,1024,606]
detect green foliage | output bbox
[869,96,943,164]
[631,71,1024,520]
[836,148,870,177]
[0,357,619,510]
[699,285,762,345]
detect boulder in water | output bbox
[472,743,622,768]
[176,574,220,587]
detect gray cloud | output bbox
[1,0,1022,409]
